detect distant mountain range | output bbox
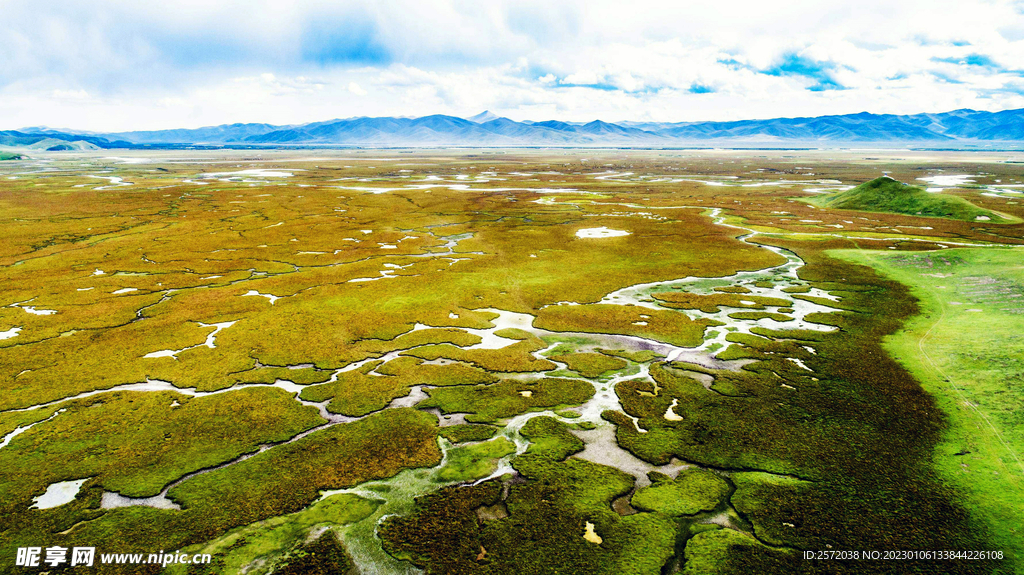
[5,108,1024,150]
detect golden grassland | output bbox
[1,148,1023,574]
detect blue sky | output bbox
[2,0,1024,130]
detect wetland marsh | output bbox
[1,149,1022,574]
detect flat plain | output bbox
[1,148,1022,574]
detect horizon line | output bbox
[11,105,1024,135]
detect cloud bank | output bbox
[3,0,1024,130]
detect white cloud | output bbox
[51,89,90,100]
[0,0,1022,130]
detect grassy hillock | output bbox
[817,176,1011,222]
[0,151,26,161]
[26,138,100,151]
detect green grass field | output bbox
[832,247,1024,566]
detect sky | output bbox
[3,0,1024,131]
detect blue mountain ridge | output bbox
[8,108,1024,148]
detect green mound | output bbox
[25,138,100,151]
[0,152,26,161]
[816,176,1011,222]
[630,470,730,517]
[271,530,357,575]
